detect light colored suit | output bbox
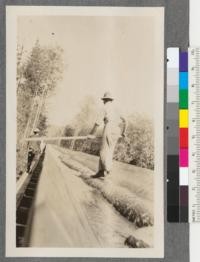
[95,102,124,172]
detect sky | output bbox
[18,14,159,126]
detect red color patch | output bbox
[180,128,188,148]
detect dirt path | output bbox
[28,145,150,248]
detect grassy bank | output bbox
[58,149,153,228]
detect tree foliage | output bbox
[17,40,64,176]
[67,96,100,150]
[61,98,154,170]
[22,40,63,96]
[114,115,154,169]
[37,114,48,135]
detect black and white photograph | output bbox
[6,6,164,257]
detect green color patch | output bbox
[179,90,188,108]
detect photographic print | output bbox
[6,6,164,257]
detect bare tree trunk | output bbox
[22,99,37,147]
[31,87,47,134]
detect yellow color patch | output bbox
[179,109,188,127]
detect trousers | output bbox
[27,150,40,173]
[98,123,120,172]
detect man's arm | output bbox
[90,123,99,135]
[87,123,99,139]
[88,109,103,138]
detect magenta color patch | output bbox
[180,148,188,167]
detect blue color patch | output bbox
[179,72,188,89]
[179,52,188,72]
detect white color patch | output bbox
[179,167,188,186]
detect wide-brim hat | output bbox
[101,92,114,101]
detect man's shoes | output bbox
[91,170,111,179]
[91,171,104,178]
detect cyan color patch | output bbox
[179,72,188,89]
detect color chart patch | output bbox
[167,48,189,222]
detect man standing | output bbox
[88,92,126,178]
[27,128,41,173]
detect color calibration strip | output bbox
[167,48,200,223]
[167,48,189,222]
[179,51,189,222]
[167,48,180,222]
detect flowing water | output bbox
[28,146,141,248]
[75,182,137,247]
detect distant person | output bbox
[27,128,41,173]
[40,139,46,154]
[88,92,126,178]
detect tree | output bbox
[23,40,63,96]
[16,40,64,175]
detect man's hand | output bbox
[87,134,96,139]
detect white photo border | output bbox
[6,6,164,258]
